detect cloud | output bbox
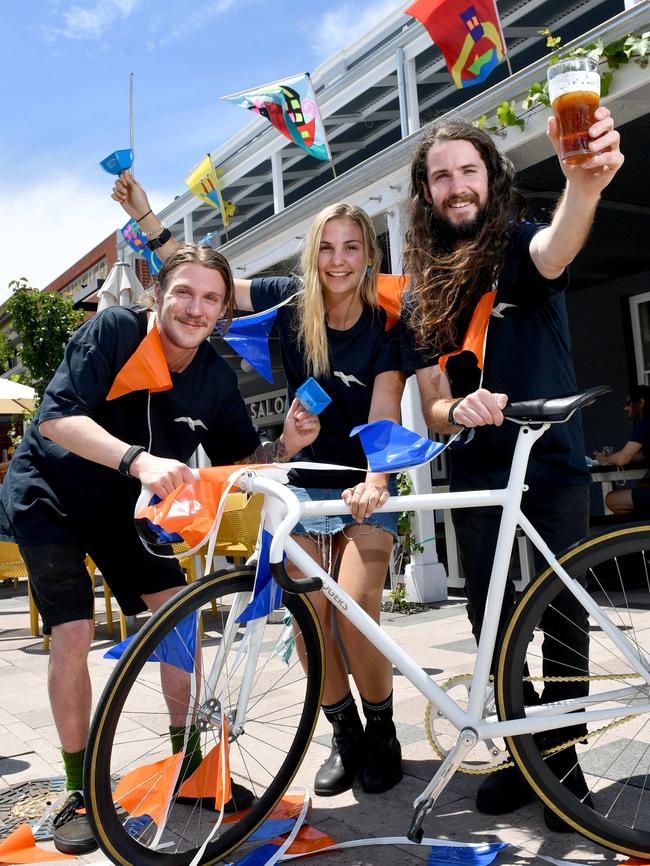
[154,0,235,47]
[41,0,142,42]
[310,1,405,57]
[0,173,173,304]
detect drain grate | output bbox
[0,777,66,841]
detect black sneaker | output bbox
[175,780,255,814]
[52,791,98,855]
[475,763,536,815]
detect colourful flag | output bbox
[185,156,235,227]
[107,325,172,400]
[235,530,282,624]
[104,611,198,673]
[376,274,410,330]
[405,0,506,89]
[222,73,331,161]
[121,218,163,275]
[221,307,278,383]
[439,289,496,373]
[0,823,74,863]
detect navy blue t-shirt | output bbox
[629,416,650,453]
[0,306,260,544]
[250,276,401,488]
[400,223,589,491]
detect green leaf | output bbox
[600,70,613,97]
[496,100,525,131]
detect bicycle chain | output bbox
[424,672,641,774]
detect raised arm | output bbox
[111,171,254,311]
[530,107,624,280]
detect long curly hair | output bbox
[297,202,380,377]
[403,118,526,353]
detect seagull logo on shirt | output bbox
[491,302,517,318]
[174,417,208,431]
[333,371,366,388]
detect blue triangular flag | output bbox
[249,817,296,841]
[231,843,280,865]
[427,842,507,866]
[104,611,198,673]
[351,419,446,472]
[222,308,277,383]
[100,149,133,174]
[236,530,282,623]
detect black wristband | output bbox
[146,227,172,250]
[447,399,462,425]
[118,445,146,477]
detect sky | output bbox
[0,0,406,303]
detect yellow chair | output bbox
[0,541,28,591]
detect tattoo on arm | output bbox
[237,437,289,465]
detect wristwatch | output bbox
[146,227,172,250]
[447,399,462,425]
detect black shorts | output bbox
[631,484,650,514]
[20,530,185,634]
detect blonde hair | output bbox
[296,203,381,377]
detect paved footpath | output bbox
[0,580,623,866]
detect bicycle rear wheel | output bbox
[497,524,650,857]
[85,566,324,866]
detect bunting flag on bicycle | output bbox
[405,0,506,89]
[351,419,446,472]
[121,218,163,275]
[100,148,133,175]
[439,289,496,373]
[222,73,331,162]
[103,611,198,673]
[107,324,172,400]
[177,718,231,809]
[0,823,74,863]
[185,155,236,227]
[235,529,282,623]
[376,274,410,330]
[113,753,183,827]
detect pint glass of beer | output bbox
[547,57,600,165]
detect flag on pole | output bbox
[405,0,506,89]
[185,156,235,227]
[222,73,331,162]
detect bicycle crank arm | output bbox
[407,728,479,843]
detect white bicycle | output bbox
[85,386,650,865]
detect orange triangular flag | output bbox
[107,326,172,400]
[439,289,496,373]
[0,824,74,863]
[622,860,650,865]
[177,718,231,808]
[137,465,268,549]
[285,823,337,854]
[376,274,410,331]
[114,752,183,826]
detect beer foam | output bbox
[548,70,600,103]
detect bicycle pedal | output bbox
[407,800,430,844]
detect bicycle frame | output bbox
[237,421,650,745]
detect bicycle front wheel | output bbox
[85,566,324,866]
[497,524,650,857]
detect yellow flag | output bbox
[185,156,235,227]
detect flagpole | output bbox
[129,72,135,176]
[494,2,513,77]
[207,151,229,243]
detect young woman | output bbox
[112,174,406,797]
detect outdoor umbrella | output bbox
[0,379,36,414]
[97,262,145,312]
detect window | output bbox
[629,291,650,384]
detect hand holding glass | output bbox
[547,57,600,165]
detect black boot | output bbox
[360,719,403,794]
[476,763,536,815]
[543,746,593,833]
[314,693,364,797]
[314,729,364,796]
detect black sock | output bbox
[322,692,363,739]
[361,692,395,734]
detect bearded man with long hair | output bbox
[401,112,623,828]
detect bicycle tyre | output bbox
[85,566,324,866]
[497,524,650,856]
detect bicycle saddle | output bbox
[503,385,611,423]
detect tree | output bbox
[7,278,85,400]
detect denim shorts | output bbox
[287,479,399,539]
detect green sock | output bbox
[169,724,202,780]
[61,748,85,792]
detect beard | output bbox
[428,198,488,250]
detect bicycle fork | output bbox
[407,727,479,843]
